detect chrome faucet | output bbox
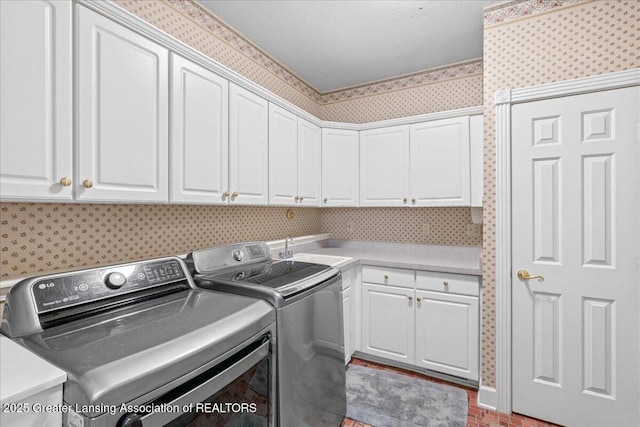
[279,236,294,259]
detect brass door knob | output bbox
[59,177,72,186]
[82,179,93,188]
[517,269,545,282]
[222,191,230,200]
[231,191,238,200]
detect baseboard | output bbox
[477,384,498,411]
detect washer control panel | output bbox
[31,259,186,313]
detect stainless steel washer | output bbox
[187,242,347,427]
[1,257,277,427]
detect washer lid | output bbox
[13,289,274,413]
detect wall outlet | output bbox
[466,223,482,238]
[421,223,431,236]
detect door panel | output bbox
[512,87,639,426]
[76,5,168,202]
[0,0,72,200]
[321,129,359,207]
[268,103,297,205]
[170,54,228,204]
[228,83,268,205]
[297,118,321,206]
[361,283,414,363]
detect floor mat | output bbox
[346,364,468,427]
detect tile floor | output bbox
[341,358,560,427]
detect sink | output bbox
[288,253,352,268]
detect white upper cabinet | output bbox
[228,83,269,205]
[268,104,298,205]
[410,117,470,206]
[322,128,359,207]
[170,54,228,204]
[360,126,410,206]
[76,5,169,202]
[469,115,483,207]
[297,118,321,206]
[0,0,73,201]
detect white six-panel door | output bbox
[360,125,410,207]
[76,5,168,202]
[170,54,228,204]
[511,87,639,426]
[0,0,73,200]
[228,83,269,205]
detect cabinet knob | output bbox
[300,196,304,201]
[222,191,230,200]
[408,296,413,301]
[384,275,389,280]
[443,281,449,286]
[231,191,238,200]
[412,198,416,204]
[59,177,72,187]
[295,196,300,202]
[323,198,327,204]
[403,197,407,204]
[82,179,93,188]
[417,297,422,302]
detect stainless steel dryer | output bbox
[187,242,347,427]
[1,256,276,427]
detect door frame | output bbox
[492,68,640,413]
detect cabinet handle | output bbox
[384,275,389,280]
[82,179,93,188]
[408,296,413,301]
[222,191,230,200]
[403,197,407,204]
[59,177,72,187]
[231,191,238,200]
[412,198,416,204]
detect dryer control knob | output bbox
[118,413,143,427]
[105,272,126,289]
[232,249,244,261]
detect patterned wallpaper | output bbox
[480,0,638,388]
[322,207,482,246]
[0,203,321,279]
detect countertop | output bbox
[297,240,482,276]
[0,336,66,404]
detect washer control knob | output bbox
[232,249,244,261]
[105,272,126,289]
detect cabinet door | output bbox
[415,290,479,380]
[229,83,268,205]
[361,283,415,364]
[360,126,410,206]
[321,129,359,207]
[76,5,168,202]
[469,115,483,207]
[410,117,470,206]
[297,118,321,206]
[343,286,352,364]
[268,104,298,205]
[170,54,228,204]
[0,0,72,200]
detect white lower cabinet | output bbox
[360,266,480,381]
[362,283,415,364]
[415,290,479,380]
[341,265,360,364]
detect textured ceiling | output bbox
[199,0,500,93]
